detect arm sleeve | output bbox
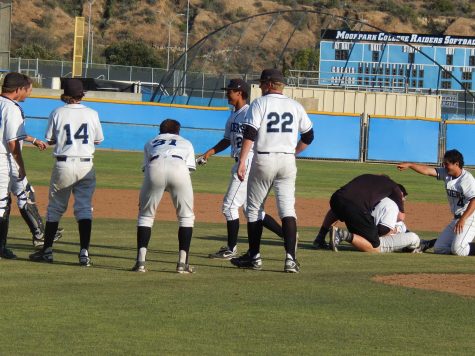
[243,124,258,141]
[223,115,232,140]
[5,106,27,142]
[435,167,448,181]
[45,112,55,141]
[300,128,314,145]
[298,106,313,134]
[93,112,104,143]
[377,225,391,236]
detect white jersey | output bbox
[46,104,104,158]
[144,133,196,171]
[435,167,475,216]
[372,197,398,230]
[244,93,313,153]
[223,104,251,158]
[0,96,26,154]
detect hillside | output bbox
[10,0,475,73]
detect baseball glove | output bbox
[196,156,207,166]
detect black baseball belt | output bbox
[454,213,462,219]
[150,155,183,162]
[56,156,91,162]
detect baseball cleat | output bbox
[208,246,238,260]
[53,227,64,242]
[78,254,92,267]
[131,261,147,273]
[312,237,330,250]
[412,238,436,253]
[329,226,341,252]
[0,247,17,260]
[284,258,300,273]
[29,249,53,263]
[33,237,44,248]
[176,262,195,273]
[230,252,262,270]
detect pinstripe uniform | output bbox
[433,167,475,256]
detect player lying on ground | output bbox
[196,78,283,260]
[132,119,196,273]
[398,149,475,256]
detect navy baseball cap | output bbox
[63,79,85,97]
[258,68,285,83]
[221,78,250,94]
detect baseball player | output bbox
[5,74,63,248]
[29,79,104,266]
[0,72,29,259]
[230,68,314,273]
[318,174,407,253]
[196,79,283,260]
[398,149,475,256]
[132,119,196,273]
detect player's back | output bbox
[145,133,195,170]
[47,104,103,158]
[246,94,312,153]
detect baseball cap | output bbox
[2,72,27,90]
[258,68,285,83]
[221,78,250,94]
[63,79,85,97]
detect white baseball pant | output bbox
[246,153,296,223]
[434,216,475,256]
[46,159,96,222]
[138,157,194,228]
[379,232,420,253]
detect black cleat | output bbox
[0,247,17,259]
[29,249,53,263]
[230,252,262,270]
[412,239,437,253]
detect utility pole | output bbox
[85,0,95,77]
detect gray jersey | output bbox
[435,167,475,216]
[223,104,250,158]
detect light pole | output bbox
[167,20,172,71]
[183,0,190,95]
[85,0,95,77]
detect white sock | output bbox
[178,250,187,264]
[138,247,147,262]
[80,248,88,257]
[252,252,261,259]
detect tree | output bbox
[291,48,319,71]
[104,41,164,67]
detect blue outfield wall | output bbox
[22,97,362,159]
[302,113,361,160]
[446,122,475,166]
[367,116,440,163]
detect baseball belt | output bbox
[56,156,91,162]
[150,155,182,162]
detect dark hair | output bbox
[236,89,248,100]
[1,72,30,93]
[443,149,464,168]
[160,119,181,134]
[397,184,408,197]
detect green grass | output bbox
[23,147,462,203]
[5,147,473,354]
[2,218,474,355]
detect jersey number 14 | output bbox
[64,123,88,144]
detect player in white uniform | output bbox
[196,79,283,260]
[371,197,420,253]
[29,79,104,266]
[230,69,314,273]
[398,149,475,256]
[0,72,29,259]
[132,119,196,273]
[4,74,63,248]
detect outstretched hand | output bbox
[397,163,410,171]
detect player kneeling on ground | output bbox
[314,174,422,253]
[132,119,196,273]
[398,149,475,256]
[29,79,104,266]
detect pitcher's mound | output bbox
[373,273,475,297]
